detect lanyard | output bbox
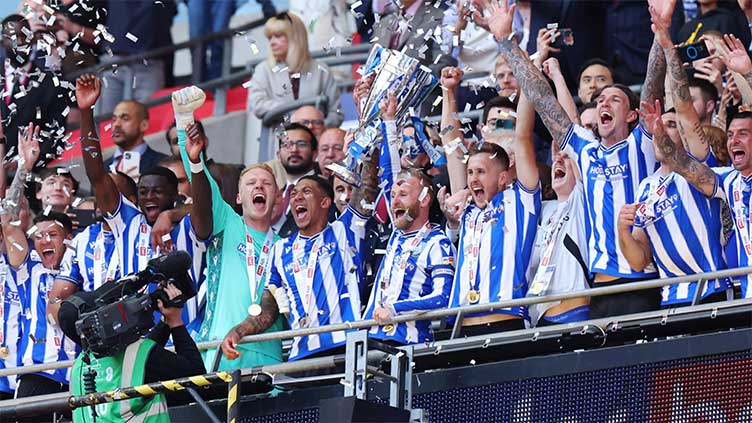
[291,233,325,323]
[732,176,752,260]
[378,222,432,305]
[463,207,491,292]
[636,172,674,221]
[529,199,574,296]
[92,229,106,289]
[244,228,275,312]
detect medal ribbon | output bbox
[464,207,489,294]
[379,222,432,305]
[529,199,574,296]
[732,176,752,261]
[291,233,325,323]
[244,228,275,306]
[92,228,106,289]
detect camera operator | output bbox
[58,283,206,423]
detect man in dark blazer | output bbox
[103,100,167,180]
[1,15,72,168]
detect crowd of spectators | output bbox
[0,0,751,414]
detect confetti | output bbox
[125,32,139,43]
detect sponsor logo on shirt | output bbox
[590,163,629,181]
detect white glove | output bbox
[171,86,206,130]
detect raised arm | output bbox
[541,58,580,125]
[349,145,381,217]
[639,0,673,125]
[439,66,469,193]
[650,4,709,160]
[75,75,119,215]
[641,99,717,197]
[514,91,540,191]
[717,34,752,93]
[171,86,213,241]
[2,124,38,268]
[476,0,572,144]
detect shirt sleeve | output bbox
[265,242,290,313]
[177,128,234,235]
[391,237,455,314]
[378,120,402,213]
[336,206,370,255]
[144,325,206,383]
[55,243,83,287]
[559,123,598,164]
[103,194,141,241]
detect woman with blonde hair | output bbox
[247,12,342,127]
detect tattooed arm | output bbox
[2,124,39,268]
[664,46,710,160]
[640,40,667,127]
[498,38,572,144]
[649,2,708,160]
[642,100,717,197]
[221,291,280,359]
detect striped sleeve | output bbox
[560,123,598,162]
[392,236,455,314]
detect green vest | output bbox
[71,339,170,423]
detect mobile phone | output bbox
[677,41,710,63]
[69,209,97,230]
[551,28,574,49]
[120,151,141,179]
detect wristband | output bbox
[189,160,203,174]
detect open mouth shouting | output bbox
[294,204,309,221]
[599,110,614,127]
[731,146,747,168]
[41,248,56,262]
[553,162,567,180]
[252,193,267,212]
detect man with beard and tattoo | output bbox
[75,74,208,333]
[439,66,540,336]
[618,9,732,309]
[272,123,320,238]
[221,149,380,362]
[480,0,674,318]
[645,32,752,300]
[362,168,455,345]
[171,86,284,372]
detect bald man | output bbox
[316,128,346,178]
[290,105,326,138]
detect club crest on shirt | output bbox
[590,163,629,181]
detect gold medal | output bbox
[248,304,262,316]
[466,290,480,304]
[299,316,309,328]
[0,347,7,360]
[382,324,395,334]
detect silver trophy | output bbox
[327,44,438,186]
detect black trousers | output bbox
[15,374,69,422]
[589,277,661,319]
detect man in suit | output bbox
[104,100,167,181]
[1,14,71,168]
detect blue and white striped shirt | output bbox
[267,206,368,360]
[0,255,21,393]
[561,123,659,278]
[57,222,120,292]
[104,195,208,330]
[363,225,455,344]
[634,170,730,305]
[448,181,541,320]
[16,256,78,385]
[713,168,752,298]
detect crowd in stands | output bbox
[0,0,751,413]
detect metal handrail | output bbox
[1,266,749,379]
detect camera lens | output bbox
[687,46,697,60]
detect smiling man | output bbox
[75,75,208,333]
[363,169,455,345]
[103,100,167,179]
[169,85,285,372]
